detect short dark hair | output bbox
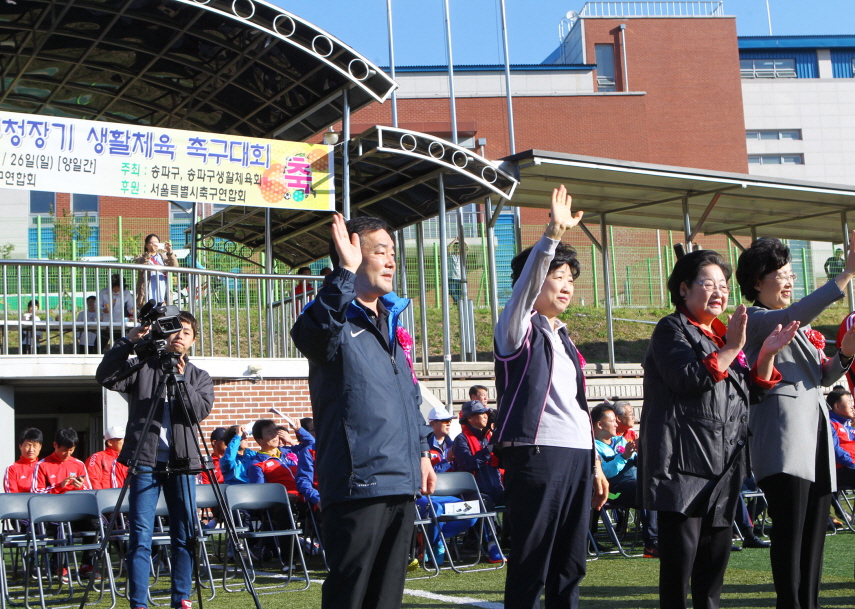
[178,311,198,338]
[111,273,122,288]
[297,266,312,275]
[86,295,96,302]
[328,216,389,268]
[300,417,314,433]
[736,238,791,302]
[827,388,852,409]
[469,385,488,398]
[223,425,242,446]
[26,299,39,309]
[510,242,580,287]
[54,427,78,448]
[144,234,160,248]
[19,427,43,445]
[251,419,276,441]
[590,403,615,425]
[667,249,731,307]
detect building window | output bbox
[747,154,804,165]
[740,58,797,79]
[746,129,802,140]
[595,44,616,92]
[170,201,193,221]
[29,191,54,215]
[72,194,98,214]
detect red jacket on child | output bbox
[32,453,92,493]
[4,457,39,493]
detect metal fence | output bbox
[0,260,322,359]
[578,1,725,17]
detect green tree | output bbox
[47,209,93,260]
[0,243,14,258]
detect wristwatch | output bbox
[420,451,432,459]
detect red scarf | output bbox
[462,424,490,456]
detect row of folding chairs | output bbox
[0,483,311,609]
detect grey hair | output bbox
[609,397,632,418]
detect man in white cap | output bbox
[427,406,455,474]
[87,426,127,490]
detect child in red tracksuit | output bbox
[4,427,43,493]
[32,427,96,581]
[86,426,126,490]
[33,427,92,494]
[32,427,92,493]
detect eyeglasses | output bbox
[693,280,730,293]
[772,273,797,283]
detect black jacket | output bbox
[290,267,429,507]
[639,311,772,526]
[96,338,215,470]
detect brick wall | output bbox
[198,379,313,452]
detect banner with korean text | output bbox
[0,111,334,210]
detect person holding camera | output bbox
[135,234,178,310]
[96,311,213,609]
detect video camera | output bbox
[134,299,183,360]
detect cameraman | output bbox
[96,311,213,609]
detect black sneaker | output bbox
[742,536,771,549]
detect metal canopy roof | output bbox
[500,150,855,243]
[195,125,518,267]
[0,0,396,141]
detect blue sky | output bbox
[271,0,855,66]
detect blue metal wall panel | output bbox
[494,214,516,307]
[831,50,855,78]
[739,50,818,78]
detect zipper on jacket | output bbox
[391,354,399,374]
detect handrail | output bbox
[0,259,324,359]
[579,1,725,17]
[0,259,323,283]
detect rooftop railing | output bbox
[578,1,725,17]
[0,259,321,359]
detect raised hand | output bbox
[841,323,855,358]
[545,184,583,240]
[760,320,800,357]
[331,213,361,272]
[725,304,748,351]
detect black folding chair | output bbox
[23,493,115,609]
[224,484,309,594]
[407,502,440,580]
[426,472,505,573]
[0,493,36,609]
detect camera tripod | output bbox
[79,349,262,609]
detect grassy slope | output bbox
[420,299,855,363]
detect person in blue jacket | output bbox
[219,425,257,485]
[290,213,435,609]
[452,400,504,508]
[245,418,314,487]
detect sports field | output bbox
[129,533,855,608]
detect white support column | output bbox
[102,387,129,435]
[0,386,14,468]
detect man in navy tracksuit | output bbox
[290,214,436,609]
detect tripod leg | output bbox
[171,375,263,609]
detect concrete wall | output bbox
[742,78,855,185]
[393,68,594,99]
[0,188,30,257]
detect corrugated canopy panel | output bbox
[500,150,855,243]
[195,126,518,267]
[0,0,396,141]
